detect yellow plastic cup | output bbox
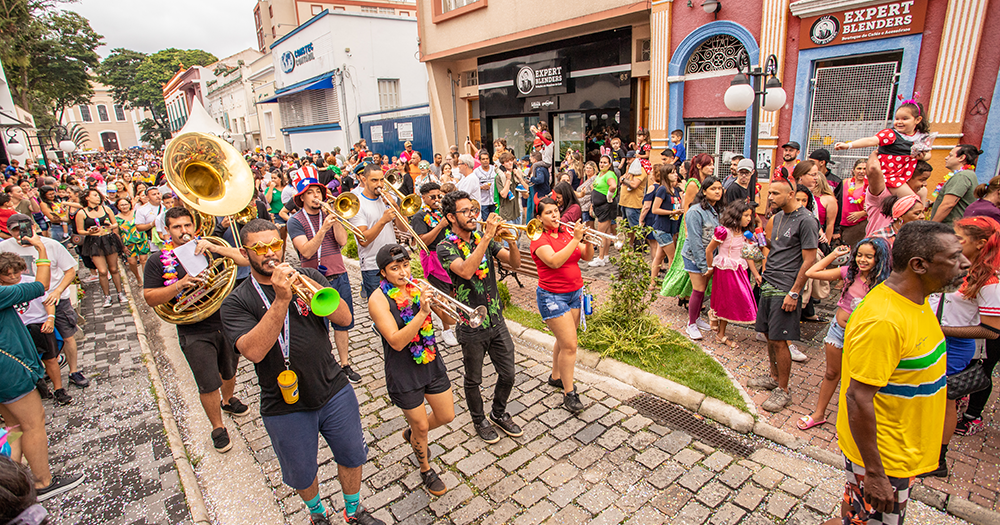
[277,369,299,404]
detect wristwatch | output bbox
[787,291,800,300]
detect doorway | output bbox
[101,132,120,151]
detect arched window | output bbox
[685,35,749,75]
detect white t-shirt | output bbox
[456,171,481,203]
[349,188,398,271]
[13,274,49,325]
[472,166,496,206]
[281,186,296,205]
[136,203,163,228]
[0,236,77,300]
[929,282,1000,328]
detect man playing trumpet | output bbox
[221,219,383,525]
[143,207,251,454]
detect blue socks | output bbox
[304,494,325,517]
[344,491,360,517]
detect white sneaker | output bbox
[442,328,458,347]
[118,292,128,304]
[614,241,624,251]
[588,258,605,267]
[695,318,711,331]
[789,344,808,362]
[102,295,113,308]
[686,323,703,340]
[756,332,767,342]
[83,274,99,284]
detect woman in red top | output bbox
[530,197,593,413]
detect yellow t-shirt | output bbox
[837,283,947,478]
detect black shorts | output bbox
[177,330,239,394]
[754,282,801,341]
[388,370,451,410]
[54,299,78,339]
[593,202,616,223]
[27,323,60,361]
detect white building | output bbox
[259,8,428,154]
[247,52,286,152]
[60,81,150,152]
[204,49,265,151]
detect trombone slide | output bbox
[318,200,368,243]
[405,277,486,328]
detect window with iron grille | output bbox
[685,35,749,75]
[637,39,651,62]
[378,79,400,111]
[114,105,126,121]
[361,6,378,12]
[807,60,899,180]
[685,120,746,174]
[97,105,109,122]
[278,88,341,129]
[461,70,477,87]
[79,105,92,122]
[378,7,394,14]
[443,0,478,13]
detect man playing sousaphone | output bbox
[142,207,251,453]
[221,219,384,525]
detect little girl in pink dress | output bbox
[706,201,760,347]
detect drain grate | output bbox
[626,393,758,458]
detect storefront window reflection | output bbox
[492,117,534,159]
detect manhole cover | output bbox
[627,393,757,457]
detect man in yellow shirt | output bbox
[835,220,969,524]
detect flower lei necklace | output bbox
[160,240,181,296]
[423,208,442,228]
[380,280,436,364]
[930,164,975,202]
[846,178,866,205]
[445,229,489,279]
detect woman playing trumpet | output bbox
[368,243,455,497]
[530,197,594,413]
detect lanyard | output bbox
[251,277,291,369]
[304,211,323,261]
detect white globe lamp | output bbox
[59,140,77,154]
[6,138,25,157]
[724,73,755,112]
[762,77,786,111]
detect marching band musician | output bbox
[437,190,522,444]
[142,207,251,454]
[368,244,454,497]
[220,219,384,525]
[408,181,459,346]
[287,167,362,384]
[349,163,403,300]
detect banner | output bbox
[799,0,927,50]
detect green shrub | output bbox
[498,281,512,308]
[409,258,424,280]
[343,233,358,259]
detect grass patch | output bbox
[505,303,551,334]
[343,232,358,259]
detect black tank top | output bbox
[83,207,110,230]
[380,286,447,394]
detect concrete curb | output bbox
[122,281,213,525]
[506,320,1000,525]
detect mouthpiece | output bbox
[266,260,278,268]
[180,234,192,242]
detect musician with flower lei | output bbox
[408,181,459,346]
[436,190,522,445]
[367,243,454,497]
[143,207,251,454]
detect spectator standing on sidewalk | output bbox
[619,151,649,231]
[750,175,818,412]
[472,151,497,220]
[835,221,966,525]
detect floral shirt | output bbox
[437,231,504,338]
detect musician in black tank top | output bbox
[368,244,453,497]
[74,188,125,306]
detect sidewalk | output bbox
[36,278,193,524]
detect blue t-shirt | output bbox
[651,184,671,232]
[672,142,687,163]
[643,186,657,229]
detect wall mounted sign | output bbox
[524,96,559,113]
[282,42,316,74]
[397,122,413,141]
[515,59,569,98]
[799,0,927,49]
[371,125,383,143]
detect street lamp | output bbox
[4,125,76,179]
[5,133,25,156]
[724,54,786,176]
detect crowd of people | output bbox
[0,98,997,524]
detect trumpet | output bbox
[381,170,429,253]
[320,192,367,243]
[474,218,544,242]
[557,220,616,245]
[405,277,487,328]
[266,261,342,317]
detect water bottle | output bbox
[754,227,767,247]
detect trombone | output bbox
[320,192,368,243]
[382,170,429,253]
[474,218,544,242]
[557,220,616,246]
[405,277,487,328]
[266,261,342,317]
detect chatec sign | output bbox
[799,0,927,50]
[515,59,569,98]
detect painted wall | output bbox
[775,15,801,146]
[287,128,344,153]
[912,0,948,100]
[682,75,747,121]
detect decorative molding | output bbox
[789,0,886,18]
[927,0,987,125]
[650,7,671,132]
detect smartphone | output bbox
[16,219,32,246]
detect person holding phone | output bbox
[75,188,126,307]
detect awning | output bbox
[257,73,335,104]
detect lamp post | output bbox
[4,125,77,179]
[723,54,786,178]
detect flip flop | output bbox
[715,336,737,348]
[796,415,827,431]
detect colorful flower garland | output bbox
[161,240,180,294]
[380,280,436,364]
[445,229,489,279]
[846,178,866,205]
[930,164,975,202]
[422,209,442,228]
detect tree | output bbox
[98,47,218,148]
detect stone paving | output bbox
[35,279,193,524]
[501,248,1000,514]
[225,263,964,525]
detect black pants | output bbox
[966,337,1000,419]
[460,323,516,424]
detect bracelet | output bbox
[846,142,853,149]
[35,259,50,264]
[35,262,50,267]
[46,314,55,319]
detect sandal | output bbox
[796,415,827,431]
[715,336,737,348]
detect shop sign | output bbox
[799,0,927,49]
[515,59,569,98]
[397,122,413,141]
[281,42,317,73]
[524,96,559,113]
[371,125,383,143]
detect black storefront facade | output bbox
[476,28,634,163]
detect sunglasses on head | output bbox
[245,238,284,255]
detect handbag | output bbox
[741,241,764,262]
[935,294,993,399]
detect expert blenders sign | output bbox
[800,0,927,49]
[515,59,569,98]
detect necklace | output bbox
[846,178,866,205]
[160,240,181,295]
[380,280,436,364]
[445,229,489,279]
[931,164,975,202]
[423,208,442,228]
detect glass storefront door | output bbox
[492,117,534,159]
[555,113,585,164]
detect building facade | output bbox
[60,81,148,152]
[163,66,212,134]
[254,0,417,52]
[203,49,266,151]
[247,52,287,152]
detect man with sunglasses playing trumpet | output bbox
[437,190,522,444]
[221,219,383,525]
[143,207,251,454]
[409,181,459,346]
[287,168,362,383]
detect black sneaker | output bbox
[36,378,53,399]
[221,397,250,417]
[36,473,84,501]
[474,419,500,444]
[421,468,448,496]
[68,371,90,388]
[489,412,523,438]
[547,375,564,389]
[344,507,385,525]
[212,427,233,453]
[310,513,331,525]
[54,388,73,405]
[563,391,584,413]
[342,364,362,384]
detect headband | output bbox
[897,93,921,115]
[892,194,920,219]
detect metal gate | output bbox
[359,108,433,162]
[807,62,898,179]
[685,122,746,174]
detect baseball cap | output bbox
[781,141,801,150]
[737,158,755,172]
[6,213,32,233]
[404,141,413,147]
[808,148,836,165]
[376,243,410,271]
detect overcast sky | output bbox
[70,0,260,60]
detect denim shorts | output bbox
[581,210,592,223]
[624,207,641,227]
[682,255,702,273]
[824,318,846,349]
[326,272,354,331]
[536,287,583,321]
[653,230,673,246]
